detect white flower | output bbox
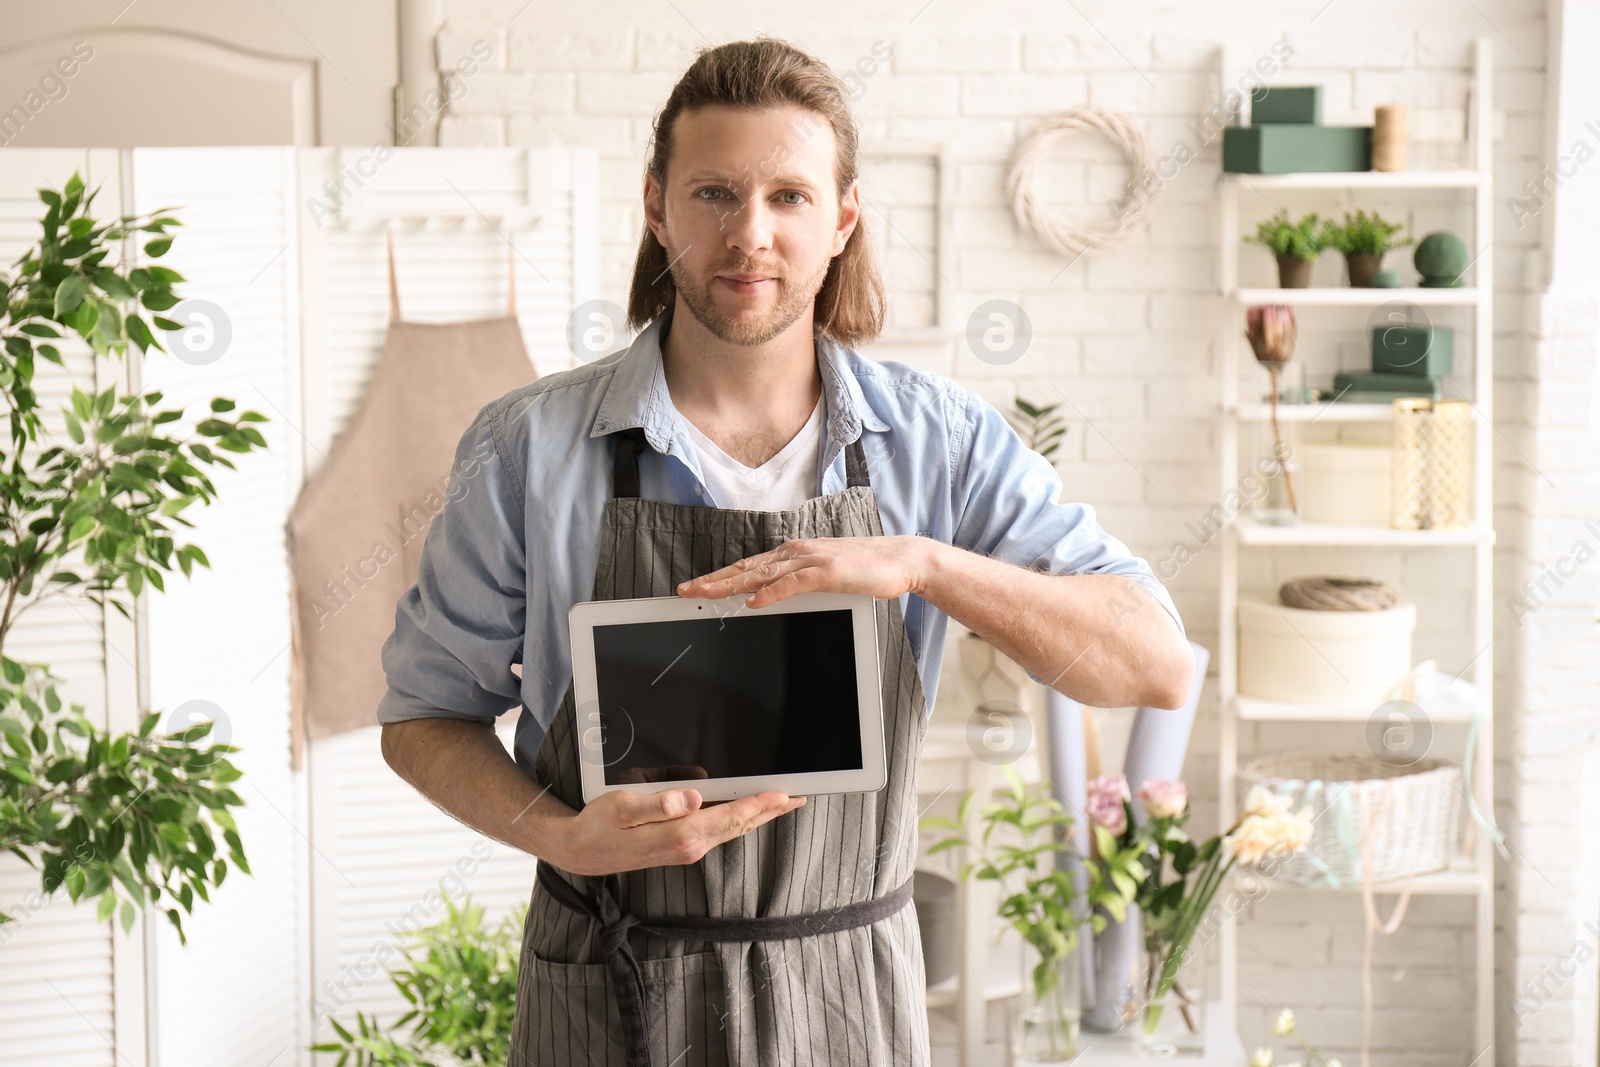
[1270,1008,1296,1036]
[1250,1047,1274,1067]
[1225,797,1315,867]
[1326,1059,1343,1067]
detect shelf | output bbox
[1233,517,1494,546]
[1222,169,1488,190]
[1234,287,1483,307]
[1077,1001,1248,1065]
[1272,857,1486,896]
[1232,401,1397,422]
[1234,694,1481,724]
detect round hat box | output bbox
[1238,594,1415,704]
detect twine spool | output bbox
[1373,103,1408,172]
[1278,576,1400,612]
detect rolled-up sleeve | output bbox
[376,402,525,726]
[947,388,1185,681]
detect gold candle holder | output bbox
[1390,397,1472,530]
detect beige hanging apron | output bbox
[510,422,932,1067]
[286,230,537,769]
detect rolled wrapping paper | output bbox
[1082,641,1211,1031]
[1042,687,1096,1008]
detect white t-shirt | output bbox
[678,396,825,511]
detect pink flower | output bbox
[1085,789,1128,836]
[1137,778,1188,820]
[1087,773,1130,802]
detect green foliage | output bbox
[0,659,249,944]
[312,895,525,1066]
[1320,208,1413,257]
[921,764,1138,1002]
[1007,398,1067,461]
[1244,209,1329,260]
[0,170,269,942]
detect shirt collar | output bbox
[589,302,890,456]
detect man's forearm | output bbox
[911,539,1193,710]
[380,717,575,864]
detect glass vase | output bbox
[1134,941,1207,1057]
[1247,400,1302,527]
[1012,939,1082,1063]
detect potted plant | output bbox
[922,763,1143,1063]
[1322,208,1413,287]
[314,894,524,1064]
[1245,210,1328,288]
[0,172,269,943]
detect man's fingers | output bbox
[682,791,805,851]
[612,787,703,827]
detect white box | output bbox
[1238,594,1416,704]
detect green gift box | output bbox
[1371,324,1454,376]
[1223,125,1372,173]
[1333,370,1442,400]
[1250,86,1322,125]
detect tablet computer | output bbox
[568,590,887,804]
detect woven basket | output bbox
[1238,753,1461,888]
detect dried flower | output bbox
[1246,305,1297,367]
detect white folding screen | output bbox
[134,145,309,1066]
[0,145,600,1066]
[297,146,595,1060]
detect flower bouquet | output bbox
[922,764,1144,1062]
[1085,775,1316,1055]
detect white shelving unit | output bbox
[1212,37,1497,1064]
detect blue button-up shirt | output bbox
[377,309,1184,771]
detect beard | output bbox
[664,238,833,347]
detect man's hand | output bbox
[675,535,931,608]
[554,788,807,876]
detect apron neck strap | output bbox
[386,227,403,321]
[505,232,517,316]
[609,426,873,500]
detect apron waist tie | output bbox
[535,861,916,1067]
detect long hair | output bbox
[626,37,886,348]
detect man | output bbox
[378,37,1192,1067]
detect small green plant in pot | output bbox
[1322,208,1412,287]
[1244,210,1328,288]
[921,763,1143,1063]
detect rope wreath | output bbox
[1005,104,1162,259]
[1279,577,1400,612]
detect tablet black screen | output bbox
[591,608,865,785]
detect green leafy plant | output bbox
[0,170,270,942]
[1245,209,1329,260]
[313,895,525,1066]
[1007,397,1067,461]
[921,764,1143,1058]
[1320,208,1413,257]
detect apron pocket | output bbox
[516,948,726,1067]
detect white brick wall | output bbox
[429,5,1599,1065]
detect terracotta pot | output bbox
[1346,251,1383,287]
[1275,254,1313,288]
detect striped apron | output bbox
[509,424,932,1067]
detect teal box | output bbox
[1251,86,1322,124]
[1334,371,1442,399]
[1223,125,1372,173]
[1371,325,1454,376]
